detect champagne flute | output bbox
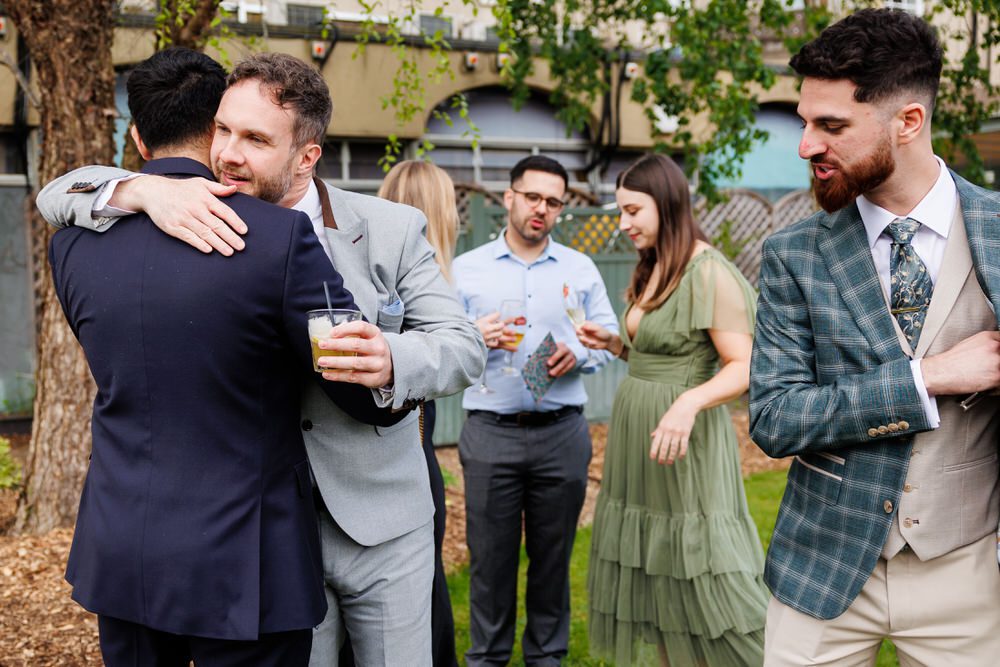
[563,284,598,370]
[474,310,496,394]
[499,299,526,376]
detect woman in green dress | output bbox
[577,154,767,666]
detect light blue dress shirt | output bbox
[453,233,620,413]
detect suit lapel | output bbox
[955,172,1000,321]
[817,204,903,364]
[318,182,379,320]
[913,203,971,357]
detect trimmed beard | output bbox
[812,137,895,213]
[213,157,295,205]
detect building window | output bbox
[0,133,26,175]
[287,3,325,27]
[420,14,453,38]
[883,0,924,15]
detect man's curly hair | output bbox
[228,53,331,149]
[790,8,943,112]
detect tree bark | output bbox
[7,0,117,534]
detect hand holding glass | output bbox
[563,284,598,370]
[499,299,526,376]
[308,308,363,372]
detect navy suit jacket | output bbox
[49,157,390,640]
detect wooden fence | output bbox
[431,187,818,444]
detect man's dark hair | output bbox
[510,155,569,190]
[126,48,226,153]
[228,53,332,149]
[790,8,943,111]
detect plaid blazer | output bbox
[749,171,1000,620]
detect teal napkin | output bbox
[522,332,558,402]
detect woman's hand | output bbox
[649,393,700,465]
[577,321,614,350]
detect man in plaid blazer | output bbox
[750,9,1000,666]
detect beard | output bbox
[812,137,895,213]
[213,158,294,205]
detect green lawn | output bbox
[447,469,899,665]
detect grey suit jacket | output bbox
[37,168,487,546]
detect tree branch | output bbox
[0,47,40,109]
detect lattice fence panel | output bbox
[774,190,819,233]
[695,189,774,285]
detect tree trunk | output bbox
[7,0,117,534]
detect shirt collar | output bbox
[492,229,558,264]
[291,178,323,221]
[857,156,957,248]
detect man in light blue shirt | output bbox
[452,155,618,666]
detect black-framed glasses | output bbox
[511,188,566,212]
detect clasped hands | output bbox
[315,320,394,388]
[576,319,693,465]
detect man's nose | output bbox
[217,139,243,165]
[798,129,825,160]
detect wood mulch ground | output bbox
[0,408,786,666]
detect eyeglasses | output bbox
[511,188,566,212]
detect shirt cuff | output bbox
[92,174,144,217]
[910,359,940,428]
[372,383,395,408]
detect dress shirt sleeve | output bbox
[909,359,940,428]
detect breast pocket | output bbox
[789,451,845,505]
[376,292,405,333]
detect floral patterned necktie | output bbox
[886,217,933,348]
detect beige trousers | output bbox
[764,533,1000,667]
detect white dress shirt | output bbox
[856,156,957,428]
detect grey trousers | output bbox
[308,505,434,667]
[458,409,592,666]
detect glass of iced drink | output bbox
[308,308,363,372]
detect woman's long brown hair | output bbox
[619,154,707,310]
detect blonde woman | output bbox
[378,160,502,667]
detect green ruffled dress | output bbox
[587,249,768,666]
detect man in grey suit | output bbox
[37,53,485,666]
[749,9,1000,666]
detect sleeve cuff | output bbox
[910,359,940,428]
[92,174,144,217]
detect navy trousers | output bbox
[98,615,312,667]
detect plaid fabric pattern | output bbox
[749,171,1000,620]
[886,218,933,348]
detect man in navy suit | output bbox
[47,48,397,666]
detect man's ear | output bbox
[502,188,514,211]
[896,102,927,147]
[129,124,153,161]
[295,143,323,177]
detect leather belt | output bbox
[470,405,583,427]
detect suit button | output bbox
[903,517,913,528]
[903,483,913,492]
[899,420,910,430]
[883,500,894,513]
[888,423,899,432]
[868,428,879,437]
[302,419,313,431]
[877,425,889,435]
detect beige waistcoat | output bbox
[880,207,1000,560]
